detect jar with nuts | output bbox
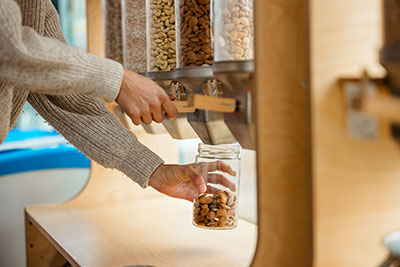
[175,0,213,67]
[193,143,240,229]
[146,0,176,71]
[212,0,254,61]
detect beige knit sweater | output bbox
[0,0,164,187]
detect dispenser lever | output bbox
[188,94,236,113]
[171,101,196,113]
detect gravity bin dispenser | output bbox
[144,0,255,149]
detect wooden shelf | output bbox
[25,163,257,267]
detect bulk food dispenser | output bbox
[145,0,197,139]
[173,0,237,146]
[122,0,255,149]
[212,0,255,149]
[121,0,166,134]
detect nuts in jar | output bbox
[176,0,213,67]
[213,0,254,61]
[193,190,237,229]
[147,0,176,71]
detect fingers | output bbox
[151,105,163,123]
[141,110,152,124]
[201,161,237,176]
[207,173,236,191]
[187,166,207,193]
[131,114,141,126]
[161,96,178,120]
[206,184,220,194]
[184,189,200,202]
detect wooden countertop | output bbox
[25,163,257,267]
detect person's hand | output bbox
[116,69,178,125]
[148,161,237,201]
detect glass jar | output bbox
[175,0,213,68]
[212,0,254,62]
[122,0,147,73]
[103,0,123,64]
[192,143,240,229]
[146,0,176,71]
[379,231,400,267]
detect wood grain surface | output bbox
[26,163,256,267]
[25,131,256,267]
[86,0,104,57]
[251,0,312,266]
[311,0,400,266]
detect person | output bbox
[0,0,236,201]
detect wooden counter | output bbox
[25,162,257,267]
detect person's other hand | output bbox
[148,161,237,201]
[116,69,178,125]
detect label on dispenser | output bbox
[344,82,378,140]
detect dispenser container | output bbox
[193,143,240,229]
[103,0,123,64]
[146,0,176,71]
[175,0,213,67]
[122,0,147,72]
[212,0,254,61]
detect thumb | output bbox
[187,166,207,193]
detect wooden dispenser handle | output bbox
[188,94,237,113]
[171,101,196,113]
[362,90,400,123]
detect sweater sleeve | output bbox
[28,92,165,188]
[0,0,122,102]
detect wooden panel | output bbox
[311,0,400,266]
[86,0,104,57]
[252,0,312,266]
[25,212,67,267]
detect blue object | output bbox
[0,129,90,176]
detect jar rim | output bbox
[198,143,241,157]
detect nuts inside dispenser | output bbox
[212,0,254,62]
[193,143,240,229]
[146,0,176,71]
[122,0,147,73]
[176,0,213,67]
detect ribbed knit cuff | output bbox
[84,54,124,102]
[116,141,165,188]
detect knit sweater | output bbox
[0,0,164,188]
